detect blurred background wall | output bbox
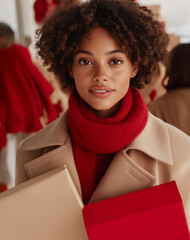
[0,0,190,56]
[138,0,190,43]
[0,0,37,46]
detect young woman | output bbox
[16,0,190,228]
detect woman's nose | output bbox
[92,64,108,83]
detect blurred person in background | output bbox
[0,22,59,190]
[149,43,190,135]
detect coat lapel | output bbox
[22,112,82,197]
[89,113,173,203]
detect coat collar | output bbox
[22,111,173,166]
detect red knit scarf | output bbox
[68,87,148,204]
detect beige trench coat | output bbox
[16,112,190,228]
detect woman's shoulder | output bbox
[127,112,190,165]
[149,113,190,162]
[149,112,190,144]
[18,112,69,152]
[163,117,190,153]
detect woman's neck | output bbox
[86,101,121,118]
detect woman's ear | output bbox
[162,76,169,87]
[130,64,139,78]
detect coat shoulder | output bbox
[127,112,190,165]
[19,112,69,151]
[151,113,190,164]
[164,120,190,156]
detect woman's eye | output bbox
[79,59,92,65]
[110,59,123,65]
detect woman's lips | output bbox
[89,86,114,98]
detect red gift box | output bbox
[83,181,190,240]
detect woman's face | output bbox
[70,28,138,118]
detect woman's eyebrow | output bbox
[75,50,93,56]
[75,49,124,56]
[106,50,125,55]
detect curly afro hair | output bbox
[36,0,169,90]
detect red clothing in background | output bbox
[0,44,58,134]
[34,0,58,23]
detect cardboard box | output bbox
[83,181,190,240]
[0,166,88,240]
